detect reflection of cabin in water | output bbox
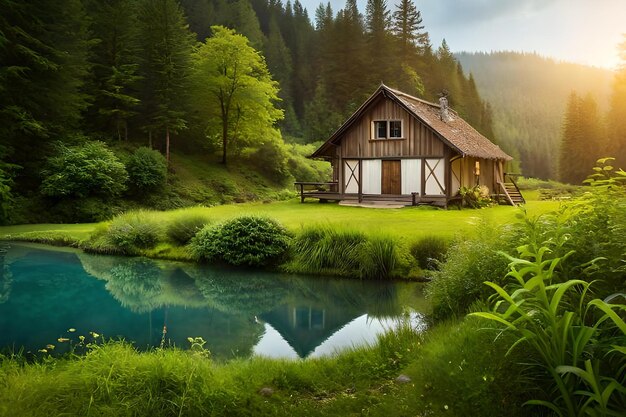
[261,304,361,358]
[297,84,524,207]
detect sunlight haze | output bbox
[302,0,626,69]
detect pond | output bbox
[0,242,428,360]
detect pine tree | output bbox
[265,17,300,135]
[180,0,214,41]
[365,0,393,85]
[391,0,428,57]
[606,35,626,170]
[86,0,141,141]
[136,0,195,162]
[0,0,91,173]
[559,92,605,184]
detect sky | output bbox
[299,0,626,70]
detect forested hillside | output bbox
[456,52,614,179]
[0,0,496,224]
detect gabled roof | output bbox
[311,84,512,161]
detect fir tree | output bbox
[86,0,141,141]
[607,35,626,170]
[559,92,605,184]
[136,0,195,162]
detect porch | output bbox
[294,182,450,208]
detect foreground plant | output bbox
[471,246,626,416]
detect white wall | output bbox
[401,159,421,195]
[344,160,359,193]
[425,158,445,195]
[362,159,382,194]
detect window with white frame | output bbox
[372,120,403,139]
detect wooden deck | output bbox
[294,182,449,208]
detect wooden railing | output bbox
[294,182,339,203]
[503,173,525,204]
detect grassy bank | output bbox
[0,198,561,279]
[0,318,528,417]
[0,198,559,244]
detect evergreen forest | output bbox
[456,52,616,180]
[1,0,626,224]
[0,0,494,224]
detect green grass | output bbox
[0,317,529,417]
[0,198,560,244]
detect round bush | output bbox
[41,141,128,198]
[189,216,291,267]
[126,147,167,191]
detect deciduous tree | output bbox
[192,26,283,164]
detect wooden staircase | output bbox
[498,174,525,206]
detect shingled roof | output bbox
[312,84,512,161]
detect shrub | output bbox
[459,185,492,208]
[426,223,517,321]
[86,211,163,255]
[0,164,14,225]
[410,235,449,270]
[126,147,167,191]
[471,246,626,416]
[285,143,332,183]
[243,139,290,183]
[166,212,212,246]
[189,216,291,267]
[40,141,128,198]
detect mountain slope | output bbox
[456,52,614,179]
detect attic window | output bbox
[372,120,403,139]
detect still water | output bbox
[0,242,428,360]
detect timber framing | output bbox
[302,84,516,208]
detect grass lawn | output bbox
[0,198,561,243]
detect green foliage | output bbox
[40,141,128,199]
[136,0,195,161]
[358,235,399,280]
[459,185,492,208]
[85,0,140,140]
[410,235,449,270]
[606,35,626,170]
[191,26,283,164]
[126,147,168,191]
[457,52,613,179]
[285,143,332,183]
[87,211,163,255]
[426,223,516,321]
[189,216,291,267]
[470,246,626,416]
[0,167,13,225]
[559,92,606,184]
[286,225,407,279]
[242,137,290,183]
[286,226,367,276]
[395,317,532,417]
[165,212,212,246]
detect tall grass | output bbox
[84,210,163,255]
[470,246,626,416]
[0,323,431,417]
[409,235,449,270]
[285,225,408,279]
[165,212,212,245]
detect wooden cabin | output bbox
[299,84,519,207]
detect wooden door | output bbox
[381,160,401,194]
